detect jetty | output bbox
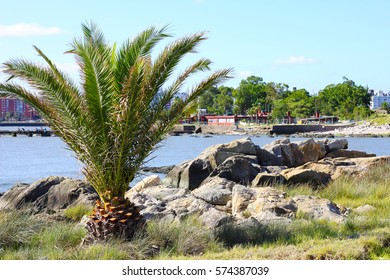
[0,129,52,137]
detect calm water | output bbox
[1,134,389,193]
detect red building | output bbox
[0,98,39,121]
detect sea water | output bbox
[1,134,389,193]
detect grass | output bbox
[63,204,93,221]
[366,112,390,125]
[0,163,389,260]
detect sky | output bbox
[0,0,389,94]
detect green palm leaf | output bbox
[0,22,232,206]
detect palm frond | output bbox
[0,22,233,202]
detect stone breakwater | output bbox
[0,137,389,231]
[299,123,390,137]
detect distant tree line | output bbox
[198,75,372,121]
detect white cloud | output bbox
[0,23,62,37]
[57,62,79,74]
[274,56,318,65]
[237,70,252,78]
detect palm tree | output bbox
[0,22,232,243]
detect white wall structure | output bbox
[370,90,390,110]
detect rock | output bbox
[325,150,376,158]
[251,173,284,186]
[246,187,297,217]
[216,137,258,155]
[139,165,175,174]
[299,156,390,181]
[192,177,233,205]
[209,155,259,185]
[354,204,376,214]
[293,195,346,223]
[281,168,331,187]
[260,138,324,168]
[261,138,289,166]
[256,148,280,166]
[199,207,232,229]
[0,176,65,211]
[164,158,212,190]
[264,166,288,174]
[325,138,348,152]
[231,184,256,215]
[166,194,212,218]
[130,175,162,193]
[253,211,292,225]
[0,176,98,214]
[163,160,190,188]
[199,137,258,169]
[38,178,98,213]
[297,138,325,163]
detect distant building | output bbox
[164,91,189,109]
[0,98,39,121]
[370,90,390,110]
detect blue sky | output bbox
[0,0,389,94]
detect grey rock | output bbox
[192,177,233,205]
[251,173,284,186]
[246,187,297,217]
[325,149,376,158]
[199,207,233,229]
[209,155,259,185]
[164,158,212,190]
[0,176,65,210]
[231,184,256,215]
[253,211,292,225]
[354,204,376,214]
[326,138,348,152]
[0,177,98,214]
[293,195,346,223]
[281,168,331,187]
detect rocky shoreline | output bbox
[179,123,390,138]
[1,137,388,232]
[296,123,390,138]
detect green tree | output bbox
[233,75,266,114]
[198,86,219,113]
[214,86,233,115]
[318,77,370,119]
[0,23,231,242]
[380,102,390,113]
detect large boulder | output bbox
[164,158,212,190]
[199,137,258,169]
[251,173,284,186]
[192,177,233,205]
[297,156,390,181]
[281,168,331,187]
[199,207,232,229]
[325,138,348,152]
[246,187,297,217]
[0,176,98,213]
[296,138,325,164]
[208,155,259,185]
[293,195,347,223]
[325,149,376,159]
[231,184,256,216]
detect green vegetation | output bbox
[1,163,389,260]
[0,22,231,242]
[64,204,93,221]
[199,75,372,121]
[366,113,390,125]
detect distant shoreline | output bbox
[0,122,48,127]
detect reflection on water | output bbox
[1,134,389,192]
